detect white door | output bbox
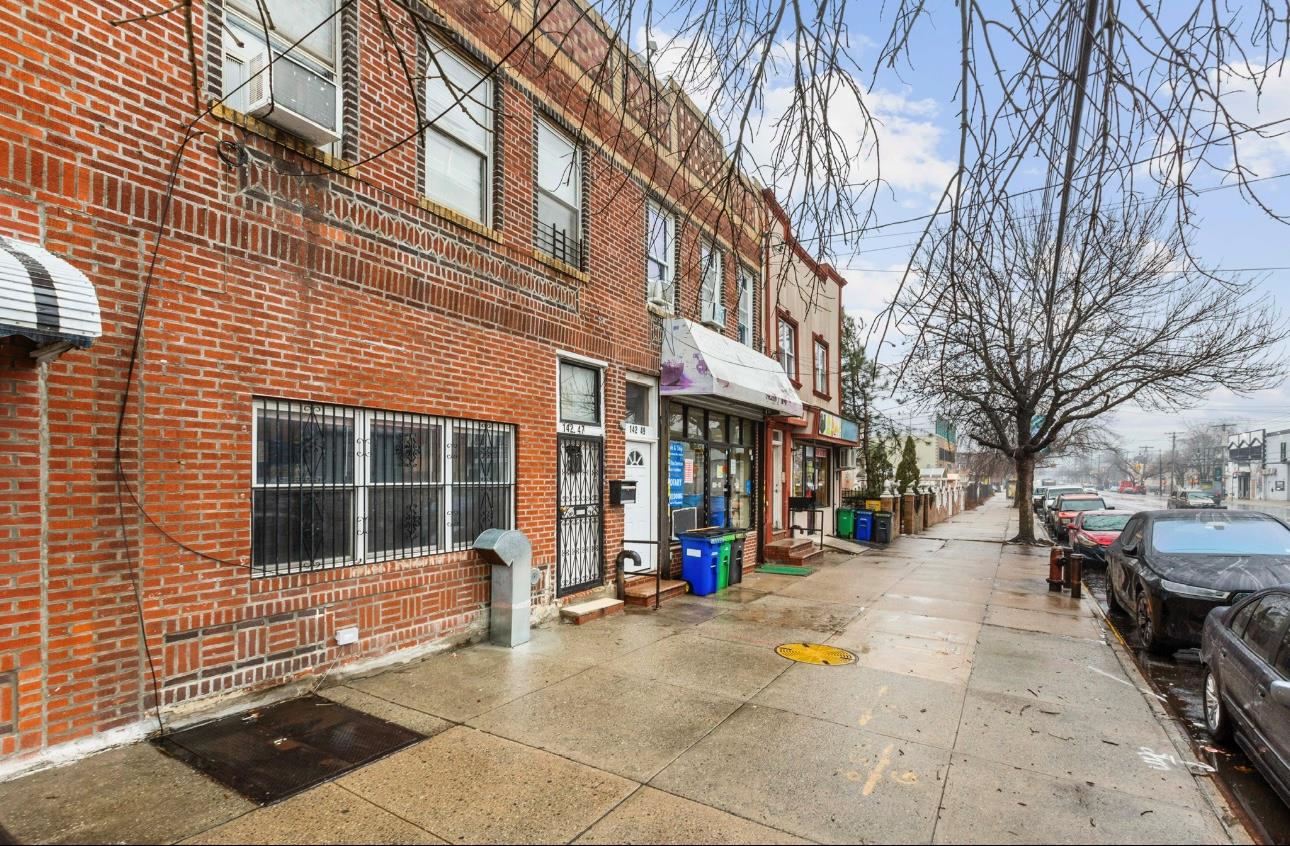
[624,440,655,570]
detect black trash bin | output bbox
[872,511,893,545]
[728,533,746,584]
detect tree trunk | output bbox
[1013,453,1036,543]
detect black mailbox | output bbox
[609,479,637,505]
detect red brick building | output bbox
[0,0,796,769]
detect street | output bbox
[1052,490,1290,843]
[0,498,1243,844]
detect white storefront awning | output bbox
[0,236,101,349]
[660,318,804,417]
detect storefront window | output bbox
[792,444,832,507]
[668,402,758,534]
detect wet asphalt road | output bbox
[1051,491,1290,844]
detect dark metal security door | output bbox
[556,434,604,596]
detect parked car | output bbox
[1168,489,1222,509]
[1032,486,1048,513]
[1041,485,1085,517]
[1119,479,1146,494]
[1068,510,1132,565]
[1048,493,1108,539]
[1107,510,1290,653]
[1200,588,1290,806]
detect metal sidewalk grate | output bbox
[154,694,424,805]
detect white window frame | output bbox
[699,240,723,325]
[778,317,797,379]
[221,1,344,144]
[737,267,755,346]
[646,201,676,311]
[814,338,828,394]
[423,37,494,223]
[250,399,516,575]
[536,118,582,254]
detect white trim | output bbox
[556,354,605,437]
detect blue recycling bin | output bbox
[853,510,874,542]
[679,530,723,596]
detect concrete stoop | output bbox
[558,597,624,625]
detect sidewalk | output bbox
[0,498,1243,844]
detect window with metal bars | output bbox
[251,398,516,576]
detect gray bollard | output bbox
[473,529,533,647]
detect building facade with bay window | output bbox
[762,192,859,544]
[0,0,777,769]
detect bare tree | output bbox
[897,197,1287,542]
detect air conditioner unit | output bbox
[647,280,673,311]
[838,447,859,469]
[701,300,727,327]
[245,46,341,147]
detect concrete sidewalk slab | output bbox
[338,727,636,844]
[467,667,742,782]
[573,787,810,845]
[651,704,951,844]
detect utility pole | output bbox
[1165,431,1182,492]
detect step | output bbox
[623,577,689,606]
[560,597,624,625]
[765,537,820,562]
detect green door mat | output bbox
[756,564,814,576]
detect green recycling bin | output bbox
[836,508,856,538]
[872,511,893,544]
[717,535,734,590]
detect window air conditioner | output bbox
[647,280,673,310]
[701,300,727,327]
[245,46,341,147]
[838,447,858,469]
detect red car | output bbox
[1048,493,1108,540]
[1118,480,1145,494]
[1067,510,1131,564]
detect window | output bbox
[536,119,581,264]
[1231,597,1259,638]
[1242,595,1290,662]
[646,202,675,309]
[424,39,493,223]
[1152,515,1290,555]
[668,402,757,533]
[699,241,723,326]
[813,337,829,396]
[778,316,797,382]
[792,444,832,507]
[251,399,515,575]
[559,361,600,425]
[737,268,755,346]
[1282,441,1287,461]
[221,1,341,141]
[625,381,651,427]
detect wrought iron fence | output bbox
[251,398,515,576]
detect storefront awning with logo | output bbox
[660,318,803,417]
[0,237,102,350]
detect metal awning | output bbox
[0,236,101,349]
[660,318,804,417]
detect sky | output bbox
[808,5,1290,452]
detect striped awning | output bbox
[0,236,101,348]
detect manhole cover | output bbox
[155,694,424,804]
[775,642,857,665]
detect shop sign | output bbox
[668,441,685,506]
[817,410,843,438]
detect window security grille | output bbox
[251,399,516,576]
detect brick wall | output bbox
[0,0,766,764]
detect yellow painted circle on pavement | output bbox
[775,642,856,666]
